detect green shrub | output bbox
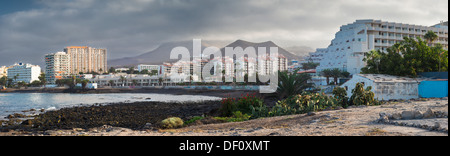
[219,93,264,117]
[160,117,184,129]
[213,111,251,123]
[333,86,349,107]
[219,97,236,117]
[350,83,383,106]
[184,116,205,126]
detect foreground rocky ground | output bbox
[1,98,447,136]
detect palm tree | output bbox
[120,76,126,86]
[132,79,138,86]
[277,71,312,99]
[320,69,332,85]
[330,68,343,85]
[80,80,89,90]
[109,80,115,87]
[158,77,164,86]
[13,74,19,85]
[424,31,438,46]
[38,73,46,88]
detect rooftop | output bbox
[357,74,428,83]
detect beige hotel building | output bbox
[45,46,107,84]
[64,46,108,74]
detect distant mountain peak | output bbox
[108,40,304,67]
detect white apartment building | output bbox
[314,19,448,75]
[45,52,70,84]
[137,64,164,75]
[7,63,41,83]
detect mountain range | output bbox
[108,40,311,67]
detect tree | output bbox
[301,61,320,71]
[7,78,13,88]
[320,69,332,85]
[30,80,42,87]
[17,81,27,88]
[361,50,382,74]
[109,67,116,74]
[362,37,448,77]
[38,73,46,88]
[13,74,19,84]
[330,68,343,85]
[0,76,7,86]
[132,79,138,86]
[140,69,150,75]
[109,80,115,86]
[277,71,313,99]
[80,79,89,90]
[128,67,135,74]
[150,70,159,76]
[158,78,164,86]
[424,31,438,46]
[120,76,126,86]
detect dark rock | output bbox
[307,112,316,116]
[402,111,415,120]
[423,109,435,119]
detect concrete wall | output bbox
[373,82,419,100]
[341,75,420,100]
[419,81,448,98]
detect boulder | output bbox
[423,109,435,119]
[414,111,423,119]
[402,111,415,120]
[391,113,402,120]
[378,112,390,123]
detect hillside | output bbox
[108,40,303,67]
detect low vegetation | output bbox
[218,82,384,121]
[160,117,184,129]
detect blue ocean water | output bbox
[0,93,220,117]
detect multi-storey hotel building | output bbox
[45,46,107,84]
[45,52,70,84]
[64,46,107,74]
[314,19,448,74]
[7,63,41,83]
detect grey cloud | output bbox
[0,0,447,67]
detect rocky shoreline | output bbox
[0,88,260,98]
[1,100,223,132]
[1,96,447,136]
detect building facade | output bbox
[7,63,41,83]
[64,46,107,75]
[0,66,9,78]
[137,64,163,74]
[313,19,448,75]
[45,52,70,84]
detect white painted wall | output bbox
[341,75,420,100]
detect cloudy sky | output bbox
[0,0,448,67]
